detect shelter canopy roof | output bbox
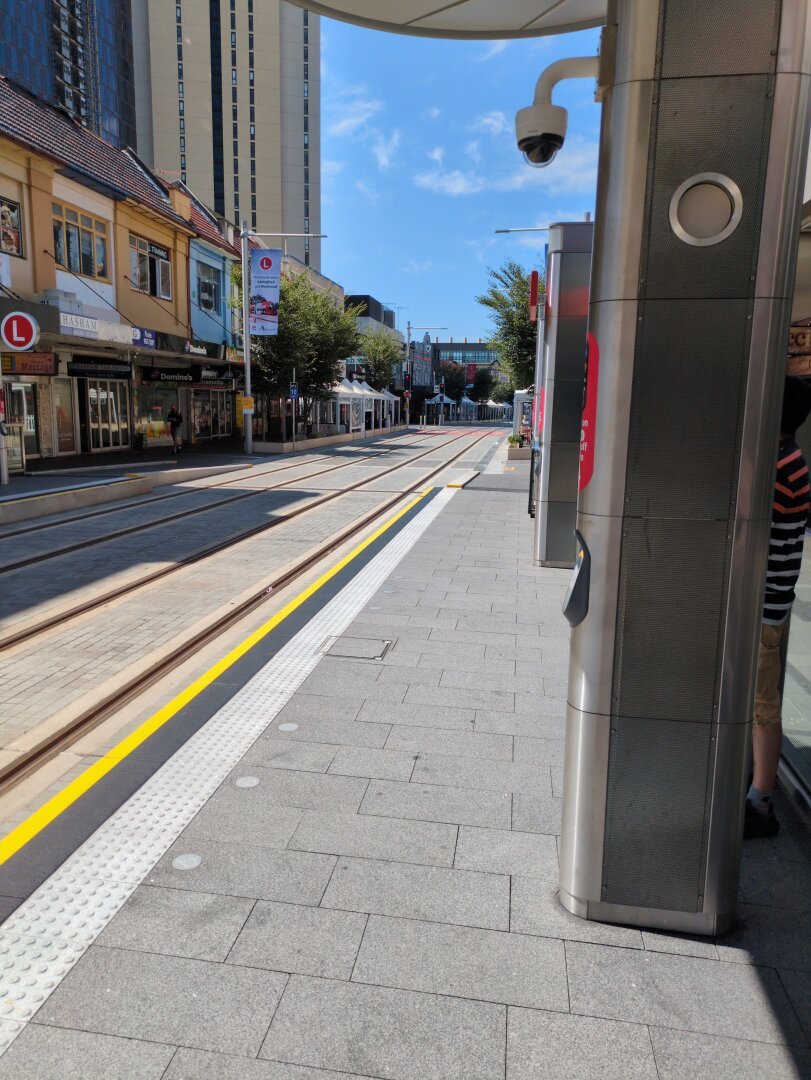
[284,0,605,38]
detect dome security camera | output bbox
[515,102,568,168]
[515,56,599,169]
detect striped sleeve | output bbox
[764,437,809,623]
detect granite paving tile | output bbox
[357,699,475,731]
[780,969,811,1037]
[412,753,552,796]
[260,975,506,1080]
[405,684,516,712]
[738,857,811,913]
[385,726,514,760]
[266,716,391,748]
[96,885,255,962]
[0,1026,176,1079]
[33,946,287,1056]
[222,767,369,812]
[327,746,417,781]
[359,778,512,829]
[440,670,546,695]
[240,739,339,774]
[510,878,644,948]
[180,791,305,851]
[227,900,367,980]
[513,736,566,766]
[512,793,562,835]
[273,694,365,724]
[288,809,457,867]
[514,692,567,716]
[375,665,443,686]
[475,710,566,740]
[147,838,336,904]
[454,826,558,878]
[566,940,806,1044]
[321,856,510,930]
[641,929,720,960]
[165,1048,383,1079]
[352,914,568,1011]
[507,1008,657,1080]
[649,1027,811,1080]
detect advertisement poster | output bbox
[249,248,282,335]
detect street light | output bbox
[405,322,447,427]
[239,224,328,454]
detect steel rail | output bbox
[0,431,490,796]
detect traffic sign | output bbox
[1,311,40,352]
[241,396,255,411]
[290,383,299,399]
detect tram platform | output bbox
[0,456,809,1079]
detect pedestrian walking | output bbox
[167,404,183,453]
[745,375,811,838]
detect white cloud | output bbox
[425,106,441,120]
[356,179,380,202]
[478,41,508,61]
[372,129,401,169]
[465,140,482,165]
[427,146,445,166]
[322,160,345,178]
[414,169,486,197]
[474,110,511,137]
[328,97,383,136]
[412,135,599,200]
[402,257,433,273]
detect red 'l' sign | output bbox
[579,332,599,492]
[0,311,40,352]
[259,256,273,271]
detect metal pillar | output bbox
[534,222,592,567]
[560,0,811,934]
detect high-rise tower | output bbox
[0,0,137,149]
[132,0,320,269]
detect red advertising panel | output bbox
[465,364,476,383]
[579,332,599,491]
[529,269,539,323]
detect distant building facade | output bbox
[0,0,137,149]
[132,0,320,268]
[432,340,504,385]
[344,294,402,381]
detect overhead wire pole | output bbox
[238,226,327,455]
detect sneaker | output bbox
[744,799,780,839]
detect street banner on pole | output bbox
[249,248,282,335]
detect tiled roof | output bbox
[0,77,189,229]
[190,203,240,258]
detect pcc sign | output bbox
[0,311,39,351]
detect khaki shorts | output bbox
[754,621,786,727]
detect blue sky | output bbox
[319,20,602,342]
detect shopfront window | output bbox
[136,384,178,441]
[53,377,76,453]
[192,389,232,439]
[88,379,130,450]
[7,382,39,457]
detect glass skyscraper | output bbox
[0,0,136,149]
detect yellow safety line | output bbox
[0,487,434,865]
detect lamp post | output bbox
[239,225,327,454]
[405,322,446,427]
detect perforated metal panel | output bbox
[659,0,781,79]
[602,0,781,912]
[603,716,714,911]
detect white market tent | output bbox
[459,396,478,421]
[285,2,605,38]
[425,393,459,423]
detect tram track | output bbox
[0,429,473,651]
[0,430,445,574]
[0,429,491,798]
[0,429,437,548]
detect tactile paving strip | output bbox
[0,487,456,1050]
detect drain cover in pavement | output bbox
[327,637,394,661]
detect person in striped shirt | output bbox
[745,375,811,838]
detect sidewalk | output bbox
[1,464,809,1078]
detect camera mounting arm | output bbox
[515,55,599,168]
[533,56,599,108]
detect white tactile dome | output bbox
[284,1,606,39]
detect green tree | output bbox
[491,380,515,405]
[359,326,401,390]
[476,258,543,389]
[251,271,361,430]
[438,360,466,401]
[469,367,494,404]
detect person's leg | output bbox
[746,622,784,836]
